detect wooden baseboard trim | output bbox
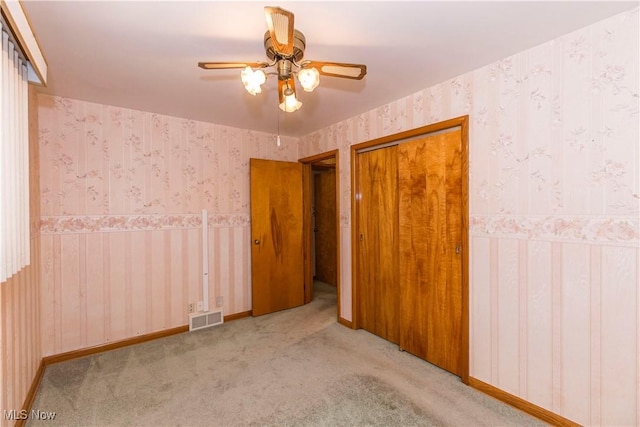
[338,317,353,328]
[468,377,581,427]
[16,359,46,427]
[224,310,251,322]
[44,311,251,366]
[43,325,189,365]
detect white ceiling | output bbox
[23,1,638,137]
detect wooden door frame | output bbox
[350,115,470,384]
[298,150,341,322]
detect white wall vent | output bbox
[189,310,223,332]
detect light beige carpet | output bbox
[28,282,546,426]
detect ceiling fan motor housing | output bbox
[264,30,306,63]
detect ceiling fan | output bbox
[198,6,367,112]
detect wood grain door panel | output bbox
[250,158,305,316]
[356,146,399,344]
[398,129,463,376]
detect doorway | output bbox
[300,150,340,319]
[312,163,338,286]
[249,151,340,319]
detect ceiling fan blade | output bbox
[302,61,367,80]
[198,61,270,70]
[265,6,294,56]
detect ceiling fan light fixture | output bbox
[297,67,319,92]
[198,7,367,112]
[279,92,302,112]
[279,93,302,112]
[241,66,266,95]
[278,78,302,112]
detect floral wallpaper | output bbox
[39,213,249,234]
[300,22,639,225]
[469,215,638,244]
[39,95,296,219]
[37,94,297,357]
[298,8,638,426]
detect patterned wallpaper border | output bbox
[470,215,639,244]
[39,213,638,244]
[39,213,250,234]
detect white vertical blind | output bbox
[0,21,30,283]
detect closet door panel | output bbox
[356,146,399,344]
[398,129,463,376]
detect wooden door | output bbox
[314,168,337,286]
[398,129,463,376]
[250,158,305,316]
[356,146,399,344]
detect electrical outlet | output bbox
[216,296,223,307]
[196,301,204,312]
[188,303,194,313]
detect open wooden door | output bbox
[250,158,305,316]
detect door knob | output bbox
[455,244,461,254]
[254,239,260,245]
